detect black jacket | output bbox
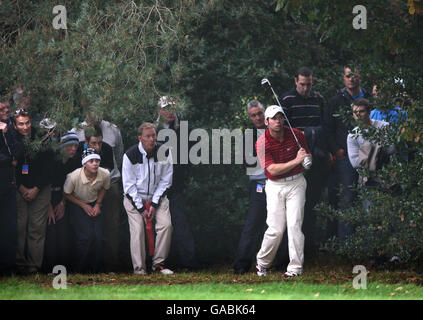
[281,88,325,129]
[324,87,372,155]
[50,154,80,206]
[15,128,54,190]
[156,118,193,195]
[0,119,23,190]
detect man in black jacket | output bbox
[324,65,372,240]
[14,109,53,274]
[0,96,21,276]
[280,67,331,258]
[155,96,198,270]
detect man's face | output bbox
[353,105,370,123]
[138,127,157,153]
[14,115,31,136]
[84,159,100,175]
[159,107,176,124]
[265,113,284,133]
[295,75,313,97]
[343,68,361,90]
[87,135,103,153]
[248,106,265,129]
[63,144,78,159]
[0,102,9,121]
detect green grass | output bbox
[1,264,423,300]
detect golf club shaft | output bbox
[266,82,303,149]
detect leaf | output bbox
[395,286,403,291]
[315,292,320,297]
[245,288,253,292]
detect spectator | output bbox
[73,106,124,272]
[0,96,21,276]
[42,132,80,273]
[255,105,311,278]
[233,100,268,274]
[122,122,174,275]
[347,98,394,186]
[14,109,54,274]
[324,65,372,240]
[63,148,110,273]
[155,96,198,270]
[370,84,408,125]
[280,67,331,258]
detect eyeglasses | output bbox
[14,108,29,116]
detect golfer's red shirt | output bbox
[255,127,310,180]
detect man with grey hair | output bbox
[233,99,267,274]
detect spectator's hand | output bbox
[19,185,31,201]
[92,203,101,217]
[25,187,39,201]
[0,122,8,133]
[54,201,65,221]
[335,148,345,161]
[48,205,56,225]
[82,203,94,216]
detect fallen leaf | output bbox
[245,288,253,292]
[390,292,395,296]
[376,285,380,288]
[261,290,265,294]
[315,292,320,297]
[395,286,403,291]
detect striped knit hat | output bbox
[82,148,101,165]
[60,132,79,147]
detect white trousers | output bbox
[124,196,173,272]
[256,174,306,274]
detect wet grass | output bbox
[1,261,422,300]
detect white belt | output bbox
[274,173,303,183]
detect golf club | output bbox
[261,78,312,169]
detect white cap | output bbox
[157,96,176,108]
[265,105,284,120]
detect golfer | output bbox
[255,105,311,278]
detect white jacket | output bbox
[122,142,173,212]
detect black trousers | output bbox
[168,192,198,268]
[0,187,17,274]
[69,202,103,273]
[42,205,72,273]
[234,181,267,272]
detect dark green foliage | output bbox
[1,0,422,265]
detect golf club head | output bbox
[261,78,270,86]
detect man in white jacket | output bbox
[122,122,174,275]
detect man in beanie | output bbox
[42,132,80,273]
[64,148,110,273]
